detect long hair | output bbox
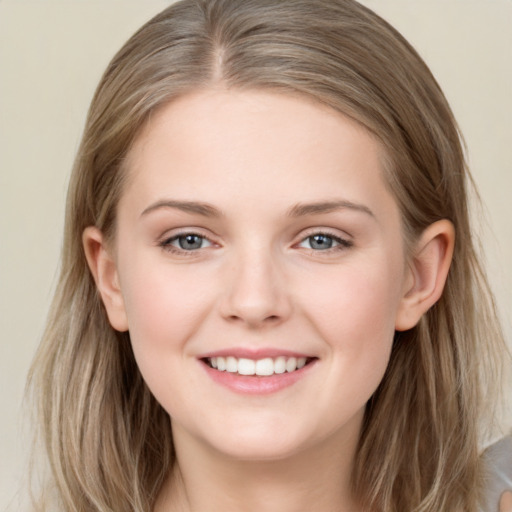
[28,1,508,510]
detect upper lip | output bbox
[198,348,314,360]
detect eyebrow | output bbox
[287,200,375,218]
[140,198,374,219]
[140,200,223,218]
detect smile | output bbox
[207,356,310,376]
[200,351,317,394]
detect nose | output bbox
[219,248,292,328]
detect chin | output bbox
[200,417,337,463]
[213,436,310,462]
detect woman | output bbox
[28,0,510,510]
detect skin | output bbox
[84,89,454,512]
[501,491,512,512]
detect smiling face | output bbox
[87,89,417,461]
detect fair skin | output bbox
[84,89,454,512]
[502,491,512,512]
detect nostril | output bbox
[227,314,280,322]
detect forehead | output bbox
[121,89,397,220]
[131,88,381,154]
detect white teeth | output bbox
[255,358,274,376]
[238,358,256,375]
[285,357,297,372]
[208,356,310,376]
[274,356,286,374]
[226,356,238,373]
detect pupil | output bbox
[311,234,333,250]
[179,234,202,250]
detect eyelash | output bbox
[296,231,353,254]
[158,230,353,256]
[159,232,214,255]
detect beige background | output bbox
[0,0,511,508]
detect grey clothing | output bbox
[482,436,512,512]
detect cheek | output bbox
[297,258,403,396]
[117,257,213,368]
[315,273,399,400]
[299,259,403,346]
[117,262,219,414]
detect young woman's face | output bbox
[111,90,412,460]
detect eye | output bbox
[161,233,212,252]
[298,233,352,251]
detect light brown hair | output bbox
[28,0,507,510]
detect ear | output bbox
[395,220,455,331]
[82,226,129,332]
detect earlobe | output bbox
[395,220,455,332]
[82,227,129,332]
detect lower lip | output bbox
[201,360,316,395]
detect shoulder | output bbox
[481,436,512,512]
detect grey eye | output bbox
[303,234,336,250]
[173,234,211,250]
[298,232,352,252]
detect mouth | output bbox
[199,352,318,394]
[202,356,316,377]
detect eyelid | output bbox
[297,226,352,242]
[158,228,219,255]
[294,228,353,252]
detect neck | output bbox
[156,420,362,512]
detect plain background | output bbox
[0,0,511,508]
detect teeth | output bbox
[238,358,256,375]
[226,356,238,373]
[274,356,286,374]
[217,357,226,371]
[285,357,297,372]
[208,356,310,376]
[255,358,274,376]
